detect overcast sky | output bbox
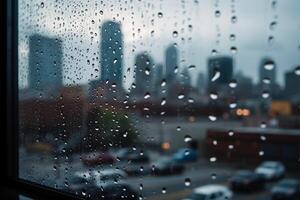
[18,0,300,89]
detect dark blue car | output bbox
[172,148,198,162]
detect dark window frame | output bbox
[3,0,86,199]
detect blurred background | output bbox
[18,0,300,200]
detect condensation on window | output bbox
[18,0,300,200]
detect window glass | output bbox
[18,0,300,200]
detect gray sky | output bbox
[18,0,300,89]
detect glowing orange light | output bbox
[162,142,171,150]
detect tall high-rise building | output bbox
[165,44,178,81]
[29,34,63,92]
[100,21,123,86]
[132,52,154,99]
[207,56,233,92]
[285,68,300,98]
[196,72,206,95]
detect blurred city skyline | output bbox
[18,0,300,89]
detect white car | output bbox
[183,185,233,200]
[255,161,285,181]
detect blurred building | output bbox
[207,56,233,96]
[28,34,63,96]
[100,21,123,86]
[89,21,125,101]
[284,68,300,98]
[196,72,206,96]
[235,71,254,99]
[165,44,181,100]
[206,128,300,168]
[131,52,154,101]
[153,63,164,99]
[258,58,281,97]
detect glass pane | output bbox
[18,0,300,200]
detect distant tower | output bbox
[100,21,123,86]
[196,72,206,95]
[165,44,178,81]
[181,68,191,87]
[285,68,300,98]
[132,52,154,98]
[207,56,233,92]
[29,34,63,93]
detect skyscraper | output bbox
[207,56,233,92]
[285,68,300,98]
[165,44,178,81]
[100,21,123,86]
[196,72,206,95]
[132,52,154,99]
[28,34,63,93]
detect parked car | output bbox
[123,165,151,176]
[229,170,265,191]
[82,152,115,166]
[93,183,139,200]
[173,148,198,162]
[182,184,233,200]
[271,179,300,200]
[255,161,285,181]
[152,157,185,175]
[115,148,150,163]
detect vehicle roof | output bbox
[193,185,229,194]
[261,161,282,166]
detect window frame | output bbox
[4,0,87,199]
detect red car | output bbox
[82,152,116,166]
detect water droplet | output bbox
[264,61,275,70]
[260,122,267,128]
[228,145,234,149]
[231,16,237,23]
[144,92,151,99]
[208,115,217,121]
[260,135,266,141]
[161,79,166,87]
[211,173,217,180]
[229,80,237,88]
[213,140,218,145]
[210,157,217,162]
[228,130,234,136]
[211,70,220,82]
[269,21,277,30]
[139,184,143,190]
[176,126,181,132]
[294,66,300,75]
[157,12,163,18]
[229,34,236,41]
[262,91,270,99]
[161,187,167,194]
[184,178,191,186]
[40,2,44,8]
[230,46,238,54]
[161,98,166,106]
[263,77,271,84]
[81,189,86,196]
[259,151,264,156]
[229,102,237,109]
[177,93,185,99]
[145,67,150,75]
[172,31,178,38]
[188,65,196,70]
[113,58,118,64]
[184,135,192,142]
[211,49,218,56]
[215,10,221,18]
[209,92,218,100]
